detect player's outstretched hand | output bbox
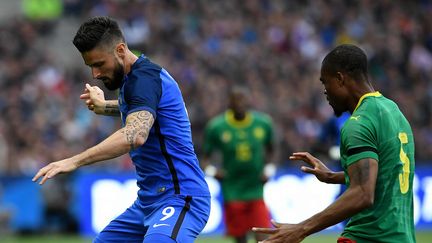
[32,158,78,185]
[80,83,106,114]
[289,152,334,183]
[252,220,305,243]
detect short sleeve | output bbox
[124,69,162,118]
[263,115,274,146]
[341,117,379,167]
[203,120,219,156]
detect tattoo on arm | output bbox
[103,103,120,116]
[100,101,120,116]
[121,111,155,150]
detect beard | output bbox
[103,61,125,91]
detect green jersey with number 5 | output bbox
[340,92,416,243]
[203,110,274,202]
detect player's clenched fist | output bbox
[80,83,106,114]
[32,159,78,185]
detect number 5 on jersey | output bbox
[398,132,410,194]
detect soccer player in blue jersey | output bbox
[32,16,210,243]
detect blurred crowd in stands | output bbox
[1,0,432,234]
[1,0,432,176]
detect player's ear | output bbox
[115,43,126,59]
[335,71,345,87]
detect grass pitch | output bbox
[197,231,432,242]
[1,231,431,242]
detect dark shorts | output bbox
[94,195,210,243]
[224,199,271,237]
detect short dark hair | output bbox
[73,16,125,53]
[322,44,368,81]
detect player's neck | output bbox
[349,83,376,113]
[124,50,139,74]
[233,112,246,121]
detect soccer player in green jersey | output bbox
[203,86,275,243]
[253,44,416,243]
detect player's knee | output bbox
[143,233,176,243]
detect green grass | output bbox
[198,231,432,243]
[0,235,90,243]
[1,231,431,243]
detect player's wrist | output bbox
[68,155,83,169]
[326,171,335,183]
[327,171,343,184]
[93,100,107,114]
[299,221,314,238]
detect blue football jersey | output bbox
[118,55,210,205]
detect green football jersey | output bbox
[340,92,416,243]
[203,110,274,202]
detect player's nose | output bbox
[91,68,101,79]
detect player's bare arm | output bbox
[102,100,121,116]
[80,83,120,116]
[290,152,345,184]
[32,110,154,185]
[121,110,154,150]
[253,158,378,243]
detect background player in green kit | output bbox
[253,44,416,243]
[203,86,275,243]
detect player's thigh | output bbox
[224,200,271,237]
[144,233,176,243]
[248,199,272,228]
[145,195,210,243]
[224,201,250,237]
[94,200,146,243]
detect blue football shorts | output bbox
[93,194,210,243]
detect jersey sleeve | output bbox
[341,117,379,167]
[203,119,219,156]
[124,69,162,118]
[263,114,274,146]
